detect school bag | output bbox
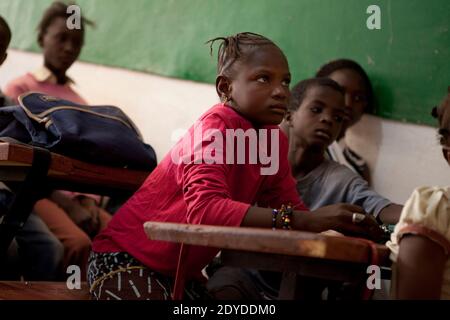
[0,92,157,170]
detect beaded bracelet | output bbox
[271,209,278,230]
[280,203,293,230]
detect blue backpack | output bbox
[0,92,157,170]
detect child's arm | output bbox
[378,204,403,225]
[251,130,383,239]
[337,168,402,224]
[182,159,383,239]
[387,186,450,299]
[395,234,447,299]
[242,204,383,241]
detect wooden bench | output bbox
[0,281,90,300]
[144,222,391,300]
[0,141,151,299]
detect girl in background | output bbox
[316,59,375,184]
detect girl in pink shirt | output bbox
[88,32,382,300]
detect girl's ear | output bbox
[284,110,294,127]
[216,75,231,102]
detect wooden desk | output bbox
[144,222,391,300]
[0,141,151,256]
[0,142,149,196]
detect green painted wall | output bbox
[1,0,448,125]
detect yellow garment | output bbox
[387,186,450,299]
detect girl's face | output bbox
[40,17,84,75]
[224,45,291,126]
[328,68,368,128]
[289,86,346,151]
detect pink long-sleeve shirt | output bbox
[93,103,308,279]
[3,66,87,105]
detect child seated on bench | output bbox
[207,77,402,299]
[316,59,375,184]
[281,78,403,225]
[387,89,450,299]
[88,32,383,300]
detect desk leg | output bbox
[278,272,298,299]
[0,148,51,258]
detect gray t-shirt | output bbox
[297,159,391,217]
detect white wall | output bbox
[0,50,218,163]
[347,115,449,203]
[1,50,449,204]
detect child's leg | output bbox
[207,266,329,300]
[206,266,267,300]
[15,212,64,281]
[0,188,21,280]
[0,239,21,280]
[34,199,91,280]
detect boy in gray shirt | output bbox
[280,78,401,224]
[295,159,390,219]
[207,77,401,300]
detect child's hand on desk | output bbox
[309,203,384,242]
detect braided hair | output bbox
[206,32,278,78]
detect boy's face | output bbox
[40,17,83,74]
[220,45,292,126]
[328,68,368,128]
[288,86,346,150]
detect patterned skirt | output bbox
[87,251,210,300]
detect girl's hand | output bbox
[306,203,384,241]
